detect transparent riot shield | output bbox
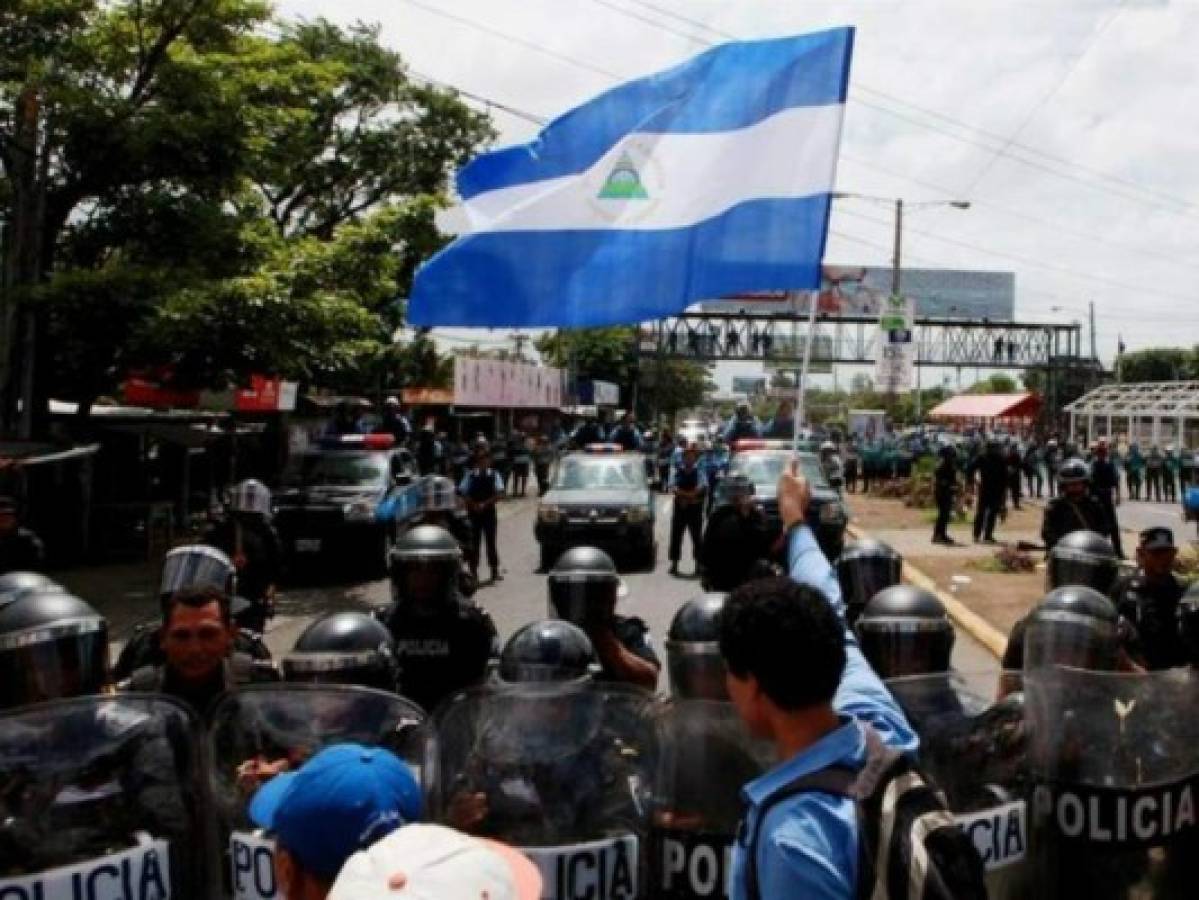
[887,672,1030,899]
[428,682,657,900]
[0,693,215,900]
[1025,667,1199,900]
[208,684,428,900]
[649,700,773,900]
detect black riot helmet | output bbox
[0,590,109,709]
[160,544,236,607]
[855,585,955,679]
[1057,456,1090,487]
[388,524,462,612]
[721,474,755,504]
[1046,529,1119,594]
[835,539,904,627]
[282,612,399,692]
[498,619,597,684]
[547,546,624,628]
[1024,585,1119,674]
[938,443,957,461]
[666,593,729,700]
[1178,582,1199,667]
[0,571,63,610]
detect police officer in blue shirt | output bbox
[720,459,923,900]
[723,403,762,443]
[668,444,707,577]
[459,445,505,583]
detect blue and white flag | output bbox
[409,28,854,327]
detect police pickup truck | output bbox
[712,439,848,562]
[273,434,418,574]
[535,445,656,572]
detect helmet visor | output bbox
[1024,610,1117,673]
[856,619,954,679]
[1046,549,1118,594]
[160,547,235,599]
[0,620,109,709]
[281,652,395,692]
[392,557,458,610]
[548,578,618,627]
[665,642,729,700]
[836,555,902,615]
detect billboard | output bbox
[732,376,767,395]
[454,357,566,408]
[699,266,1015,320]
[875,296,916,391]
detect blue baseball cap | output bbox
[249,743,422,881]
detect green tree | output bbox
[1117,347,1197,383]
[638,358,715,422]
[968,373,1018,394]
[534,327,638,388]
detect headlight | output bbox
[819,503,845,524]
[344,500,375,522]
[538,505,561,523]
[626,506,649,523]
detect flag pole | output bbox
[793,290,820,454]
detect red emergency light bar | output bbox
[732,439,794,452]
[319,433,395,451]
[584,443,624,453]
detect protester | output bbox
[459,445,504,583]
[122,583,276,716]
[329,823,542,900]
[250,743,423,900]
[0,496,44,574]
[668,444,706,577]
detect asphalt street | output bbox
[258,491,1000,694]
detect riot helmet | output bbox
[1024,585,1119,673]
[720,474,755,505]
[834,539,903,627]
[0,591,109,709]
[1178,582,1199,667]
[160,544,236,605]
[855,585,955,678]
[665,592,729,700]
[0,571,63,610]
[1046,529,1119,594]
[1057,457,1090,496]
[939,444,957,461]
[498,619,596,684]
[547,546,623,628]
[282,612,399,692]
[421,476,459,513]
[388,525,461,612]
[229,478,272,517]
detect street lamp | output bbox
[831,193,971,421]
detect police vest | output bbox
[675,468,701,492]
[465,470,498,503]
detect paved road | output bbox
[85,491,999,692]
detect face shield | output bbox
[280,650,397,693]
[665,641,730,701]
[390,553,459,612]
[1046,547,1119,594]
[0,618,110,710]
[230,481,272,516]
[547,575,621,628]
[1024,609,1118,674]
[855,617,954,679]
[160,546,236,605]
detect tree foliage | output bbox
[1,1,492,422]
[1117,347,1198,383]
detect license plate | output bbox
[295,538,322,553]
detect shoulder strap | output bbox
[743,727,900,900]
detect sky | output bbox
[277,0,1199,387]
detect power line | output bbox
[409,69,548,125]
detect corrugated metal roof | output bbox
[929,393,1039,418]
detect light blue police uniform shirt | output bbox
[729,524,918,900]
[458,470,505,495]
[667,465,708,492]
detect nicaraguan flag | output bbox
[408,28,854,327]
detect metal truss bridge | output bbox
[637,312,1085,370]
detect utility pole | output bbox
[1088,301,1097,361]
[509,331,529,362]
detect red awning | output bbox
[929,393,1040,420]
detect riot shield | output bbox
[649,700,773,900]
[887,672,1030,899]
[0,693,215,900]
[1025,667,1199,900]
[208,683,428,900]
[428,682,657,900]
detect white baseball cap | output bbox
[328,824,542,900]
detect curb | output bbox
[845,523,1009,661]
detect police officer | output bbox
[1124,443,1145,500]
[411,474,477,597]
[608,412,643,452]
[380,524,497,713]
[856,585,955,681]
[571,417,606,447]
[0,496,44,574]
[819,440,844,492]
[280,611,400,692]
[1043,438,1061,496]
[1146,444,1165,501]
[1111,527,1187,670]
[664,592,731,700]
[932,444,959,545]
[548,546,659,690]
[202,478,282,630]
[723,403,761,442]
[699,475,773,592]
[834,537,903,628]
[1164,445,1180,502]
[967,439,1007,544]
[668,444,706,577]
[0,589,110,709]
[1177,581,1199,668]
[1088,440,1124,558]
[459,445,504,583]
[1041,458,1110,550]
[122,584,277,717]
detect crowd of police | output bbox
[4,428,1199,899]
